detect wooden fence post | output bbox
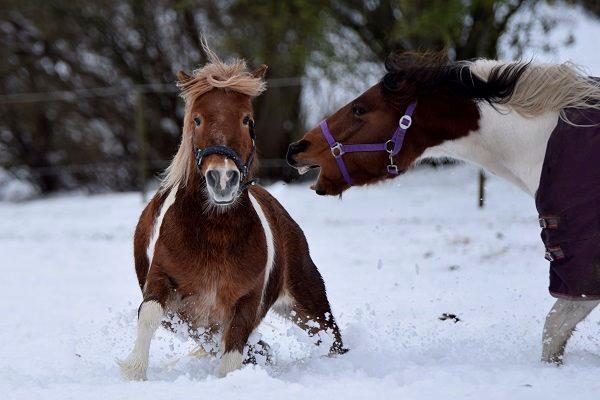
[478,169,486,208]
[134,88,148,202]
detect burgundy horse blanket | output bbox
[536,107,600,300]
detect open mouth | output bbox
[296,164,319,175]
[212,198,236,205]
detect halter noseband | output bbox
[194,140,257,192]
[319,100,417,185]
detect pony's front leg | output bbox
[541,298,599,364]
[218,294,260,378]
[117,274,169,380]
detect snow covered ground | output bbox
[1,164,599,399]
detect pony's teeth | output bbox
[297,166,310,175]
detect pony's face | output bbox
[287,52,491,196]
[288,83,429,195]
[287,85,400,195]
[190,89,255,205]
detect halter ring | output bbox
[330,142,345,158]
[385,140,395,154]
[399,115,412,129]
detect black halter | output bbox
[194,121,257,192]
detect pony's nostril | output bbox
[206,169,219,188]
[287,140,310,166]
[226,170,240,187]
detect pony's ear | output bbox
[251,64,268,79]
[177,70,192,84]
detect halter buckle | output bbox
[545,246,565,262]
[399,115,412,129]
[330,142,344,158]
[387,153,399,174]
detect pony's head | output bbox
[288,52,529,195]
[162,44,267,206]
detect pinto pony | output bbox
[118,48,344,380]
[287,52,600,364]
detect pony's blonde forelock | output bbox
[160,41,266,193]
[469,59,600,123]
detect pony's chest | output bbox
[150,193,272,322]
[156,215,268,299]
[168,261,263,326]
[158,204,266,265]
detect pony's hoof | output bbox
[329,343,349,356]
[116,357,148,381]
[189,346,211,359]
[244,340,273,366]
[218,351,244,378]
[541,354,564,366]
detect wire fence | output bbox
[0,77,312,201]
[0,77,307,104]
[1,77,486,206]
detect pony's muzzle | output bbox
[286,140,309,167]
[287,140,319,175]
[205,166,240,204]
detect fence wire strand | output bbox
[0,77,309,104]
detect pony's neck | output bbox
[420,103,560,196]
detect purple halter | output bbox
[319,101,417,185]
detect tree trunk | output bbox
[253,79,303,181]
[31,109,58,193]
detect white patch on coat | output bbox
[248,192,275,307]
[219,159,233,190]
[218,350,244,377]
[420,104,559,196]
[117,300,163,381]
[146,187,178,267]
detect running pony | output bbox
[118,46,345,380]
[287,52,600,364]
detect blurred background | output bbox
[1,0,599,201]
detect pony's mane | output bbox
[382,52,600,123]
[469,59,600,122]
[160,43,266,193]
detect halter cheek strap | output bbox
[319,121,353,185]
[319,100,417,186]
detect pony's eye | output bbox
[243,115,251,125]
[194,117,202,126]
[351,106,366,117]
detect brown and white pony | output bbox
[118,47,345,381]
[287,52,600,364]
